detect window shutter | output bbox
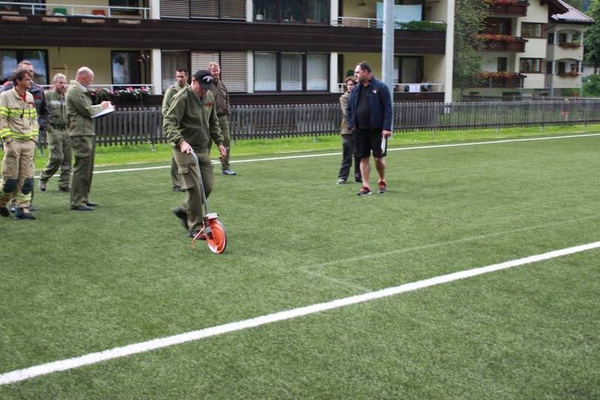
[221,52,247,92]
[160,0,189,18]
[191,52,219,73]
[220,0,246,20]
[190,0,218,18]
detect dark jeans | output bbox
[338,134,362,181]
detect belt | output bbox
[51,125,68,129]
[217,113,228,118]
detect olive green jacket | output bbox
[209,78,230,117]
[339,91,351,135]
[161,83,188,117]
[163,86,223,152]
[46,89,68,133]
[65,80,103,137]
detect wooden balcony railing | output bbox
[489,2,528,16]
[478,35,527,52]
[476,74,525,88]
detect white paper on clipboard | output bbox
[91,106,115,119]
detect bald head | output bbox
[76,66,94,88]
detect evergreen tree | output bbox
[584,0,600,70]
[453,0,490,98]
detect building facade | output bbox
[0,0,453,104]
[471,0,593,99]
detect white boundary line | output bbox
[91,133,600,175]
[2,240,599,385]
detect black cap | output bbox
[193,70,214,89]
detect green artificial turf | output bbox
[1,129,599,399]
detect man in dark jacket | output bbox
[346,61,393,196]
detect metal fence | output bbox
[31,99,600,147]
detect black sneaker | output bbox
[15,208,36,220]
[357,186,372,196]
[189,230,207,240]
[0,206,9,217]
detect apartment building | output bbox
[0,0,452,104]
[473,0,593,99]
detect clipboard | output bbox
[91,106,115,119]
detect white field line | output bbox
[2,240,599,385]
[88,133,600,175]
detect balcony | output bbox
[0,1,150,19]
[477,34,527,52]
[476,72,525,88]
[489,0,528,16]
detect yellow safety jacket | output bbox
[0,88,39,141]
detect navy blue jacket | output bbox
[346,76,392,132]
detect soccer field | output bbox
[1,133,599,399]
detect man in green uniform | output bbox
[39,73,71,192]
[162,68,188,192]
[208,62,235,175]
[65,67,112,211]
[0,68,38,219]
[163,69,226,238]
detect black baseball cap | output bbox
[193,70,214,89]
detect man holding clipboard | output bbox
[346,61,393,196]
[66,67,112,211]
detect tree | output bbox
[453,0,490,98]
[584,0,600,70]
[583,74,600,95]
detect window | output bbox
[255,52,277,91]
[0,49,48,85]
[546,61,553,74]
[569,61,579,73]
[394,56,423,84]
[521,23,543,38]
[112,51,143,85]
[306,54,328,90]
[547,33,555,45]
[254,51,328,92]
[519,58,542,73]
[110,0,139,15]
[161,0,245,19]
[497,57,508,72]
[306,0,327,23]
[254,0,329,23]
[190,51,248,92]
[485,19,511,35]
[162,51,189,91]
[558,33,568,45]
[281,0,302,22]
[281,53,303,90]
[557,62,566,75]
